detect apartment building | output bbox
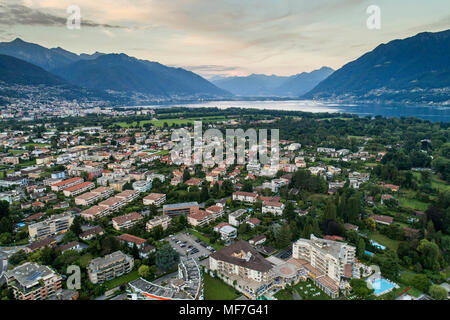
[116,189,139,203]
[262,201,285,216]
[205,205,225,220]
[292,235,356,297]
[187,209,213,227]
[88,251,134,284]
[74,186,113,206]
[228,209,247,227]
[232,191,258,203]
[209,240,274,296]
[163,202,199,216]
[4,262,62,300]
[63,181,95,197]
[51,177,84,192]
[98,196,125,213]
[81,205,110,221]
[146,215,172,232]
[28,213,74,240]
[143,193,166,206]
[112,212,144,230]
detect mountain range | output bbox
[0,29,449,105]
[211,67,334,97]
[0,38,230,100]
[304,29,450,103]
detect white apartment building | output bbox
[292,235,356,285]
[228,209,247,227]
[262,201,285,215]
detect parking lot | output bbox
[166,232,214,262]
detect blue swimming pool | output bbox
[368,278,397,296]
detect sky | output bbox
[0,0,449,79]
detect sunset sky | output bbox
[1,0,449,78]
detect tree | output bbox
[410,274,431,293]
[429,285,447,300]
[138,265,151,280]
[357,238,366,258]
[155,244,180,272]
[183,168,191,183]
[70,216,83,236]
[417,239,440,270]
[350,279,374,299]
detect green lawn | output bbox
[368,232,402,251]
[203,273,240,300]
[273,289,294,300]
[398,197,429,211]
[78,253,93,268]
[104,270,140,291]
[432,177,450,193]
[294,280,330,300]
[188,229,224,250]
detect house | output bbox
[116,233,147,249]
[343,223,359,232]
[213,222,232,233]
[79,226,104,240]
[218,225,238,242]
[371,214,394,225]
[249,235,267,246]
[57,241,82,253]
[246,218,261,228]
[139,244,156,259]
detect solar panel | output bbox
[26,271,43,281]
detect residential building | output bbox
[146,215,171,232]
[51,177,84,192]
[143,193,166,206]
[163,202,199,216]
[88,251,134,284]
[4,262,62,300]
[112,212,144,230]
[229,209,247,227]
[63,181,95,197]
[232,191,258,203]
[28,213,74,240]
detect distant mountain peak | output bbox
[304,29,450,104]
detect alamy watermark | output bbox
[366,5,381,30]
[67,5,81,30]
[171,121,280,170]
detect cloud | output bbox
[0,3,124,28]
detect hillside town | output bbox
[0,107,448,301]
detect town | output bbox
[0,107,448,301]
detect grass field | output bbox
[273,289,294,300]
[203,273,240,300]
[368,232,402,251]
[104,270,140,291]
[295,280,330,300]
[398,197,429,211]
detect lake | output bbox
[130,100,450,122]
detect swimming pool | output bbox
[368,278,397,296]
